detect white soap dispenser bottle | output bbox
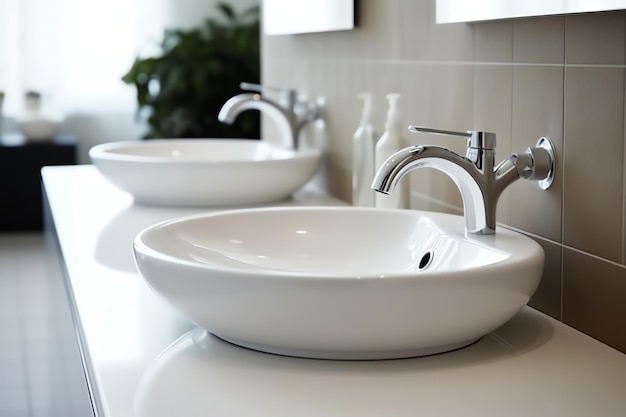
[375,93,409,209]
[352,93,376,207]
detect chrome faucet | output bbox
[371,126,555,235]
[218,82,323,149]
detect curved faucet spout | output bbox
[372,145,496,234]
[218,93,295,149]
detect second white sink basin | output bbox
[134,207,544,360]
[89,139,321,206]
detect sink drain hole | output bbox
[418,251,433,270]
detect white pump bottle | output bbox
[352,93,376,207]
[375,93,410,209]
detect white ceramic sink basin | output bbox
[133,207,544,360]
[89,139,321,206]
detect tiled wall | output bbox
[262,0,626,353]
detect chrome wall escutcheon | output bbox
[535,137,555,190]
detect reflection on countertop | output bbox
[134,309,561,417]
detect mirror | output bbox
[437,0,626,23]
[263,0,355,35]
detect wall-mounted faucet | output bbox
[217,82,323,149]
[371,126,555,235]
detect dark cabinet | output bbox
[0,134,76,231]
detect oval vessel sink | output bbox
[89,139,321,206]
[134,207,544,360]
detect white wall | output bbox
[0,0,259,163]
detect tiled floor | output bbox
[0,232,92,417]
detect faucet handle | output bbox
[409,126,496,150]
[239,82,297,109]
[240,82,292,94]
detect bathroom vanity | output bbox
[43,165,626,417]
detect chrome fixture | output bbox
[371,126,556,235]
[218,82,323,149]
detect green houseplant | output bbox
[122,3,260,139]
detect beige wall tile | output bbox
[510,66,564,241]
[387,0,432,60]
[512,66,564,143]
[427,18,474,62]
[421,64,475,131]
[566,11,626,65]
[563,248,626,352]
[473,65,513,140]
[474,20,513,63]
[325,157,351,200]
[563,67,624,262]
[528,236,562,320]
[513,16,565,64]
[387,0,473,62]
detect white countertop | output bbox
[43,165,626,417]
